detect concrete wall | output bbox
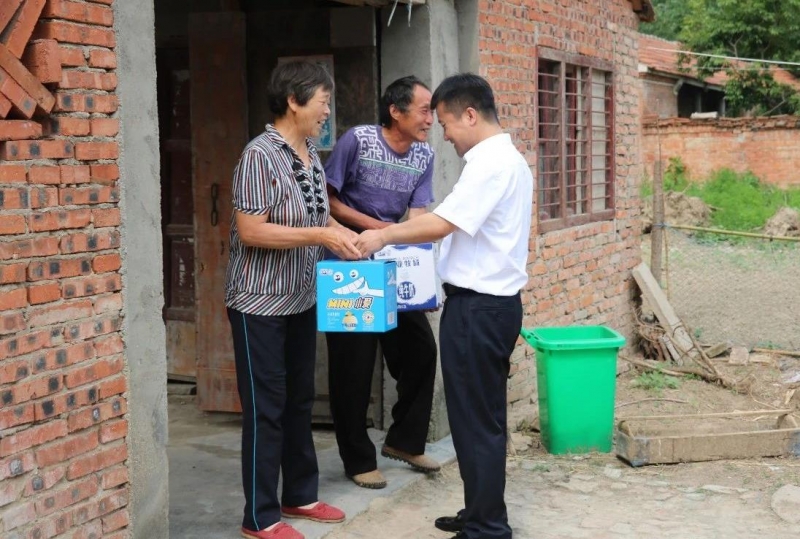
[115,1,170,538]
[642,116,800,188]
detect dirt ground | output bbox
[325,356,800,539]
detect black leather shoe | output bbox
[435,512,465,532]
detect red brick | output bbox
[28,299,94,327]
[28,186,59,208]
[0,311,25,334]
[63,316,120,343]
[35,476,98,517]
[99,419,127,444]
[60,164,91,184]
[72,489,128,527]
[60,69,117,90]
[28,166,61,185]
[0,287,27,310]
[92,253,120,273]
[60,230,121,254]
[24,511,73,538]
[21,39,62,84]
[42,0,114,26]
[27,256,93,281]
[69,520,104,539]
[64,355,124,389]
[0,420,68,456]
[0,328,52,360]
[1,139,74,161]
[0,357,30,385]
[97,374,126,399]
[67,396,126,432]
[2,499,37,531]
[89,164,118,183]
[0,451,35,481]
[0,403,34,430]
[0,92,10,116]
[0,214,26,234]
[33,20,116,47]
[0,66,36,118]
[55,92,118,113]
[100,466,128,489]
[0,165,26,183]
[60,186,119,206]
[63,274,121,299]
[28,208,92,232]
[0,476,24,507]
[1,0,46,58]
[92,207,120,226]
[0,187,28,209]
[34,430,99,467]
[0,43,56,113]
[48,116,91,136]
[95,292,121,314]
[90,118,119,137]
[1,372,63,405]
[89,49,116,69]
[0,120,42,141]
[74,141,118,160]
[58,46,86,67]
[102,508,129,533]
[28,283,62,305]
[0,262,27,284]
[33,383,103,421]
[23,465,66,497]
[31,342,95,375]
[0,1,23,35]
[66,442,127,480]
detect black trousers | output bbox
[440,287,522,539]
[227,307,319,532]
[326,310,437,476]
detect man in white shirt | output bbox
[356,73,533,539]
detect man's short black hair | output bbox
[379,76,430,128]
[431,73,499,122]
[268,61,334,117]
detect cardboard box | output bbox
[316,260,398,332]
[373,243,442,311]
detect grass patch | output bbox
[642,158,800,232]
[632,372,681,394]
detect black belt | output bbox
[442,283,476,297]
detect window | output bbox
[537,49,615,232]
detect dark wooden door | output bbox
[189,12,248,412]
[157,47,197,381]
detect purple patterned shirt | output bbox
[324,125,434,225]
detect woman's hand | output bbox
[323,227,362,260]
[355,229,387,259]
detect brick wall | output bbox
[642,116,800,188]
[477,0,643,416]
[0,1,129,538]
[641,75,679,119]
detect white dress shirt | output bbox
[433,133,533,296]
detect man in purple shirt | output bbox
[324,76,441,489]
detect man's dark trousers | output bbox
[440,287,522,539]
[326,310,437,476]
[228,307,319,531]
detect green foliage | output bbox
[724,69,800,116]
[640,0,690,40]
[632,372,681,394]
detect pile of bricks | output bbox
[0,1,128,538]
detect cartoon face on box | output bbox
[317,260,398,333]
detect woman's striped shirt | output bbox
[224,125,330,316]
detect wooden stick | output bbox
[667,224,800,242]
[753,348,800,358]
[620,409,794,421]
[616,398,689,409]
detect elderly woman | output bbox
[225,61,359,539]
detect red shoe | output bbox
[241,523,304,539]
[281,501,345,523]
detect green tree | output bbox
[639,0,690,41]
[677,0,800,116]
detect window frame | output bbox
[536,48,616,233]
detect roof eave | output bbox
[630,0,656,22]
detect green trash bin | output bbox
[520,326,625,455]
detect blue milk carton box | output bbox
[317,260,398,332]
[373,243,442,311]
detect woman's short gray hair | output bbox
[268,61,334,118]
